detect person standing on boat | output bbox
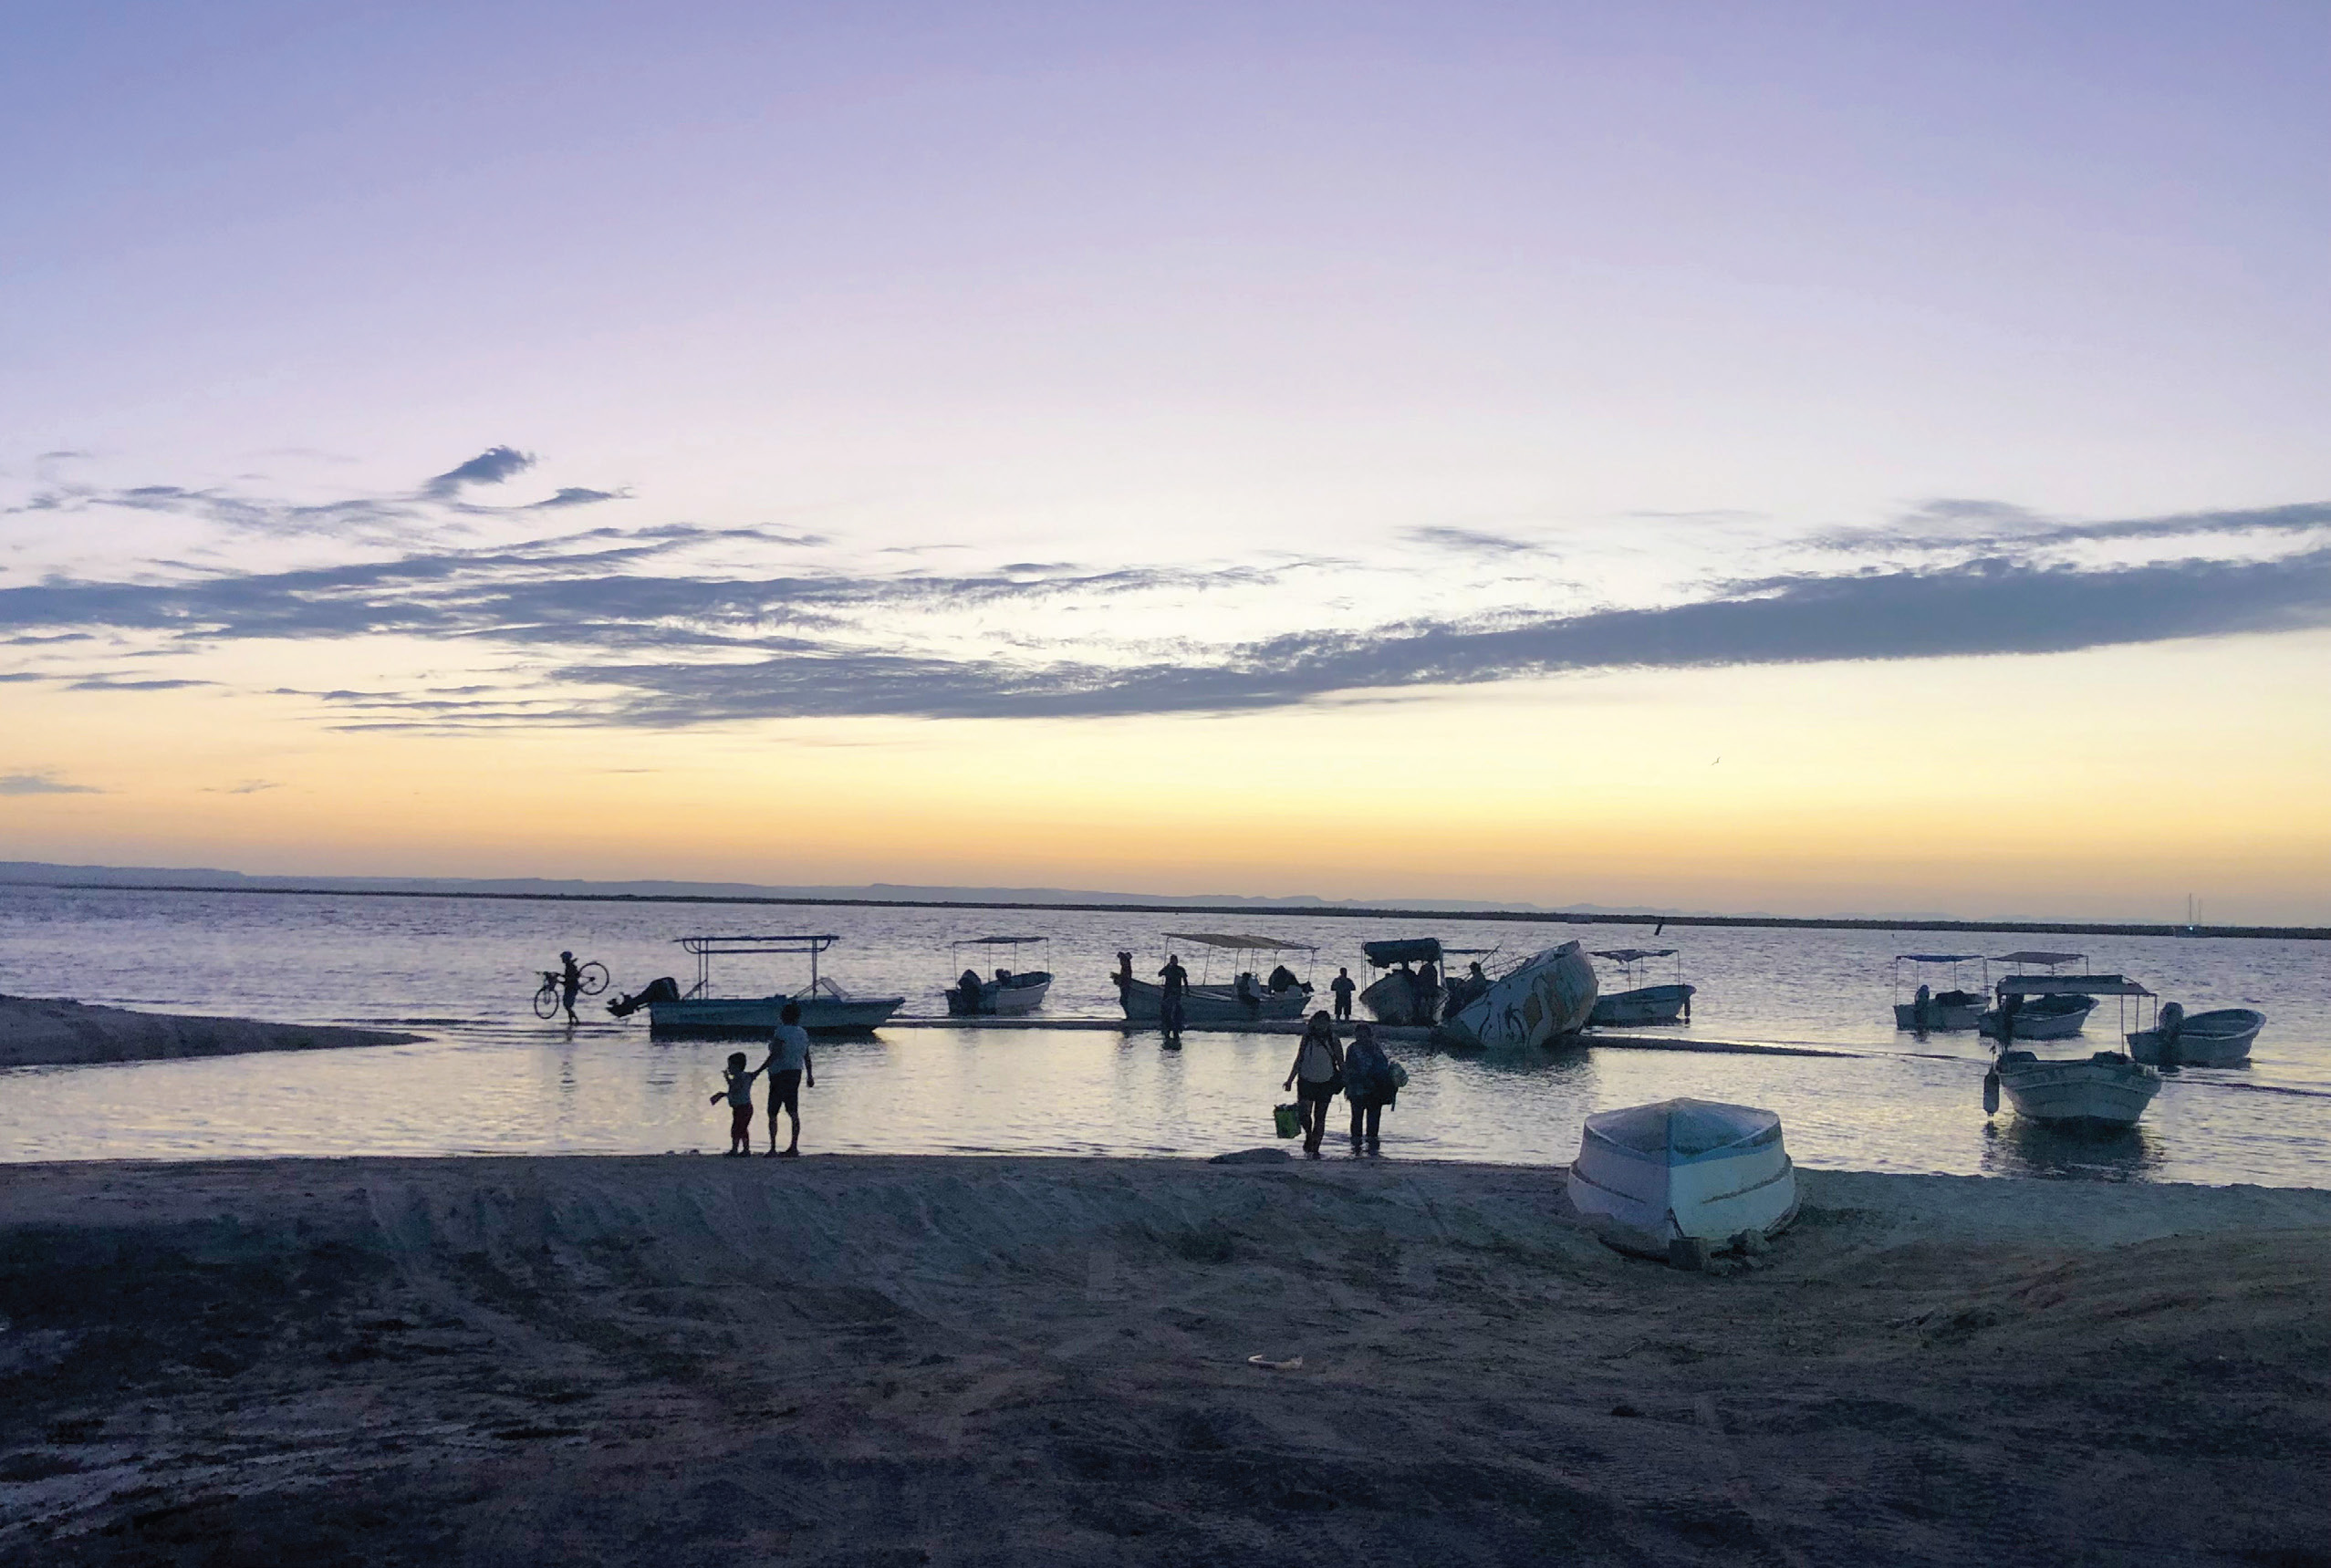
[1414,958,1441,1026]
[1283,1012,1344,1158]
[762,1001,814,1157]
[1329,967,1355,1021]
[1159,953,1189,1043]
[557,950,583,1025]
[1344,1022,1393,1153]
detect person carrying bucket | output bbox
[1283,1012,1344,1158]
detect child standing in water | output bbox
[711,1052,762,1156]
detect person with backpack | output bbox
[1344,1022,1395,1153]
[1282,1012,1344,1158]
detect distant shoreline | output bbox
[14,876,2326,941]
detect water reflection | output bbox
[1980,1117,2165,1182]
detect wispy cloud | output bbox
[422,445,535,498]
[0,771,101,794]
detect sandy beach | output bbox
[1,1154,2324,1566]
[0,996,422,1070]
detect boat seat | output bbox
[1997,1050,2038,1064]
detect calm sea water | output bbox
[1,884,2324,1185]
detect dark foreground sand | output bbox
[1,1156,2325,1567]
[0,996,422,1069]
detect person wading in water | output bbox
[1159,952,1189,1045]
[1283,1012,1344,1158]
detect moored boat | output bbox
[1890,952,1989,1032]
[1985,1048,2160,1128]
[1432,942,1597,1053]
[2128,1004,2264,1067]
[944,936,1054,1016]
[1977,953,2109,1041]
[639,934,904,1039]
[1113,933,1316,1025]
[1566,1097,1798,1258]
[1357,937,1461,1025]
[1587,948,1695,1026]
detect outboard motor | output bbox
[607,976,680,1018]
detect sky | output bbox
[3,1,2328,922]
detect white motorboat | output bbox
[2128,1004,2264,1068]
[1433,942,1597,1053]
[1977,952,2105,1041]
[1890,952,1989,1032]
[944,935,1054,1016]
[1112,933,1316,1025]
[1985,1048,2160,1129]
[640,934,904,1039]
[1587,948,1695,1026]
[1566,1097,1798,1258]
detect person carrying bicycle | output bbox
[557,950,583,1024]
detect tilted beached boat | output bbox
[1566,1097,1798,1257]
[1890,953,1989,1032]
[1985,1048,2160,1128]
[1587,948,1695,1026]
[1112,933,1316,1025]
[1432,942,1597,1053]
[944,935,1054,1016]
[2127,1005,2264,1068]
[639,934,904,1039]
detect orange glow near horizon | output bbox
[7,629,2328,924]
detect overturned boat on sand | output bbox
[1566,1097,1799,1258]
[1432,942,1597,1054]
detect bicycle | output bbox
[532,960,610,1019]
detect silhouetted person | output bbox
[557,950,583,1024]
[1159,953,1189,1043]
[1283,1012,1344,1158]
[1344,1022,1393,1152]
[762,1001,814,1157]
[712,1052,762,1156]
[1414,958,1441,1025]
[1329,967,1355,1020]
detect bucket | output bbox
[1273,1103,1302,1139]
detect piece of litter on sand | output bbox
[1246,1355,1304,1371]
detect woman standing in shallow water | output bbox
[1344,1022,1392,1154]
[1283,1012,1344,1158]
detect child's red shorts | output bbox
[730,1104,753,1140]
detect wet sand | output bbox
[0,995,422,1069]
[2,1155,2325,1566]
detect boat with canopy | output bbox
[1587,948,1695,1026]
[1982,970,2162,1128]
[944,935,1053,1016]
[636,934,904,1039]
[1112,933,1316,1025]
[1979,952,2100,1040]
[1356,937,1500,1025]
[1890,953,1989,1032]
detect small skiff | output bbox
[1985,1049,2160,1128]
[2127,1005,2264,1068]
[1432,942,1597,1054]
[1566,1098,1798,1257]
[1977,992,2096,1040]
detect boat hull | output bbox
[1591,982,1695,1027]
[1566,1098,1798,1256]
[1434,943,1597,1054]
[1979,997,2096,1040]
[647,993,903,1039]
[1893,992,1986,1032]
[2127,1008,2263,1067]
[1993,1054,2160,1127]
[945,974,1053,1016]
[1359,971,1430,1025]
[1115,976,1313,1024]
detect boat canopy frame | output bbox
[1593,947,1686,992]
[949,934,1053,980]
[1893,952,1989,1000]
[1993,971,2159,1039]
[673,933,845,1002]
[1157,931,1316,988]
